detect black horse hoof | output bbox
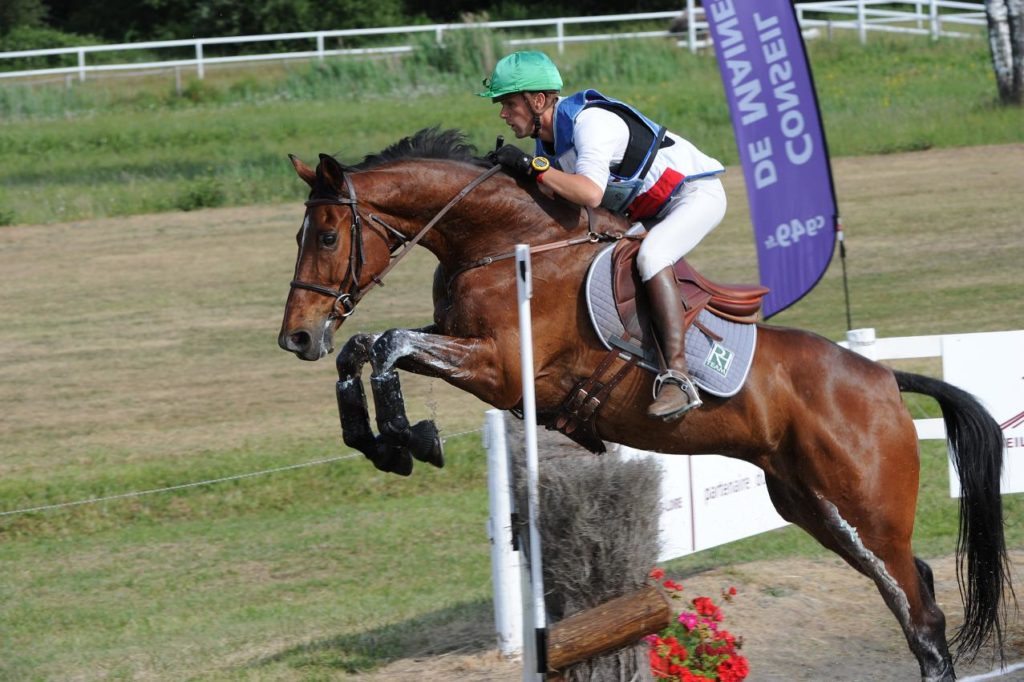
[371,436,413,476]
[408,420,445,468]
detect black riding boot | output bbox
[645,266,702,421]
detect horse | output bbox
[277,128,1012,680]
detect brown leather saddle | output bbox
[611,238,769,343]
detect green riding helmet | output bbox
[478,51,563,100]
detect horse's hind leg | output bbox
[765,476,953,681]
[816,499,953,681]
[916,556,936,599]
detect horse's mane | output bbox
[343,127,486,171]
[323,126,610,235]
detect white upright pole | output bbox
[485,409,523,658]
[857,0,867,44]
[515,244,547,679]
[686,0,697,54]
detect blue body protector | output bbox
[535,89,667,214]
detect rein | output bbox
[290,164,502,318]
[443,205,632,292]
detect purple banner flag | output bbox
[705,0,838,318]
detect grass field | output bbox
[1,33,1022,225]
[1,31,1023,681]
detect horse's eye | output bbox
[319,232,338,247]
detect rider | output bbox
[478,50,727,421]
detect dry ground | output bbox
[358,551,1024,681]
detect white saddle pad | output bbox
[584,244,757,397]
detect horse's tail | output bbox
[894,370,1014,662]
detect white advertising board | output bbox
[617,447,786,562]
[618,446,695,561]
[689,455,788,552]
[941,331,1024,497]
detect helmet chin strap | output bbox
[523,92,556,139]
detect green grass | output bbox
[0,434,495,680]
[1,32,1021,225]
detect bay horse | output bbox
[277,128,1012,680]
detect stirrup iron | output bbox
[651,369,703,418]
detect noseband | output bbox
[289,164,503,319]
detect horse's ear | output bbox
[318,153,346,194]
[289,154,316,188]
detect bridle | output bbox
[289,164,503,319]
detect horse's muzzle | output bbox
[278,323,334,361]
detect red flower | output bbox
[647,589,748,681]
[650,567,666,580]
[716,655,750,682]
[662,579,684,592]
[692,596,724,621]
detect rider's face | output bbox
[497,93,542,139]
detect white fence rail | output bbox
[0,1,985,84]
[796,0,986,42]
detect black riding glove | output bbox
[488,144,535,178]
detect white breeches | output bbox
[634,177,727,282]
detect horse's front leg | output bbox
[335,332,415,476]
[368,327,514,469]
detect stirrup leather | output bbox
[652,369,703,411]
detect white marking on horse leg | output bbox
[375,330,475,379]
[821,499,910,622]
[338,332,380,377]
[820,500,949,680]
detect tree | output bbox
[985,0,1023,104]
[0,0,48,36]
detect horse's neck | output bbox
[366,164,593,269]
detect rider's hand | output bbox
[488,144,535,178]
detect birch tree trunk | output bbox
[985,0,1024,104]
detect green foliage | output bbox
[406,23,504,84]
[177,76,220,104]
[0,0,47,35]
[0,26,102,70]
[175,175,227,211]
[49,0,411,43]
[278,27,504,101]
[2,34,1020,225]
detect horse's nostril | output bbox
[289,330,311,351]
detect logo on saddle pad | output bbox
[704,342,735,377]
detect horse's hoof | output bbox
[372,436,414,476]
[344,433,377,460]
[409,420,445,468]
